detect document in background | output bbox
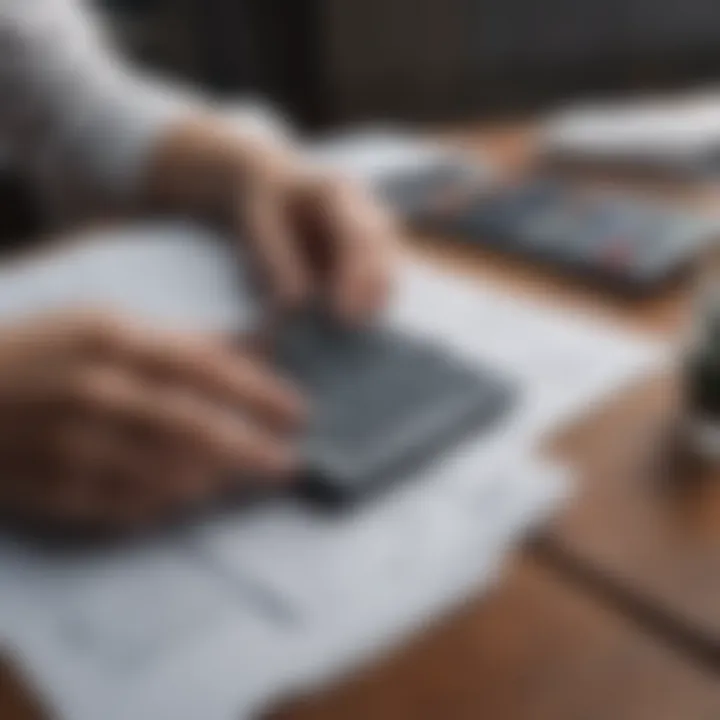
[541,88,720,175]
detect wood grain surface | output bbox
[270,558,720,720]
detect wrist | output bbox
[142,116,277,223]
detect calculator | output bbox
[274,311,516,506]
[409,179,718,294]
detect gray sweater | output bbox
[0,0,199,219]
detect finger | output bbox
[42,424,131,527]
[0,428,146,531]
[67,436,214,530]
[0,462,34,519]
[131,440,219,506]
[93,452,193,529]
[42,473,98,527]
[65,366,301,478]
[82,321,308,429]
[0,307,125,364]
[164,458,215,505]
[232,330,272,360]
[0,466,93,528]
[240,179,310,310]
[46,419,118,475]
[313,177,397,322]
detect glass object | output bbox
[683,244,720,460]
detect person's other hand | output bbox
[236,142,398,321]
[0,309,305,531]
[147,119,399,322]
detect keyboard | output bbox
[274,311,516,506]
[409,179,718,294]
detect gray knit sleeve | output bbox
[0,0,201,220]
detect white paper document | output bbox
[542,88,720,172]
[310,127,494,186]
[0,224,666,720]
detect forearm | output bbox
[0,0,199,222]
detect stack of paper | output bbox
[0,220,665,720]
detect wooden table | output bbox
[3,125,720,719]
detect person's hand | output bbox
[0,309,305,531]
[235,141,398,321]
[147,118,399,322]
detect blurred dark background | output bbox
[98,0,720,130]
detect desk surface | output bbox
[271,558,720,720]
[3,124,720,719]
